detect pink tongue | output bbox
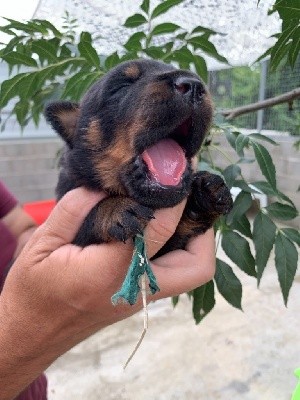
[142,139,186,186]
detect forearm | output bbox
[0,301,52,400]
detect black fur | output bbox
[45,59,233,249]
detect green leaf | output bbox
[193,55,208,82]
[276,191,296,208]
[192,281,215,324]
[215,259,243,310]
[251,181,276,195]
[265,202,298,220]
[269,22,298,69]
[31,40,59,64]
[140,0,150,14]
[231,214,252,239]
[0,73,27,107]
[191,26,219,36]
[288,27,300,67]
[176,32,188,40]
[235,134,249,157]
[60,43,72,58]
[151,23,180,36]
[273,0,300,20]
[281,228,300,246]
[78,41,100,68]
[104,52,120,70]
[251,141,277,191]
[62,71,101,100]
[2,17,41,34]
[18,72,40,100]
[80,31,92,43]
[275,231,298,306]
[248,133,279,146]
[0,36,24,56]
[144,46,165,59]
[224,129,240,150]
[151,0,184,19]
[256,47,272,64]
[188,36,227,63]
[14,100,29,126]
[32,19,63,38]
[172,295,179,307]
[2,51,38,68]
[251,181,295,207]
[222,231,256,277]
[226,191,253,224]
[253,212,277,285]
[222,164,241,188]
[233,180,257,193]
[172,46,194,64]
[124,13,147,28]
[124,32,146,51]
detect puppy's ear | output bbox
[45,101,80,148]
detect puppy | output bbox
[45,59,232,254]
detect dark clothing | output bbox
[0,181,48,399]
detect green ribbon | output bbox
[111,234,160,305]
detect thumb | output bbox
[34,188,107,251]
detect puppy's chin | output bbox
[121,157,193,209]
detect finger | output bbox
[144,199,187,258]
[34,188,107,250]
[151,228,216,298]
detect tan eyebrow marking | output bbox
[124,64,141,79]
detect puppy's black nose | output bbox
[174,77,205,102]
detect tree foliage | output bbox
[0,0,299,323]
[257,0,300,70]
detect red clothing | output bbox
[0,181,48,399]
[0,180,17,279]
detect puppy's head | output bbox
[45,59,213,208]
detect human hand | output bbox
[0,187,215,399]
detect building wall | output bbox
[0,138,62,203]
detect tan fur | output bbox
[124,64,141,79]
[143,81,171,101]
[85,119,102,149]
[92,119,145,193]
[58,107,80,141]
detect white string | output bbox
[123,273,148,370]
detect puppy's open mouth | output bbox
[141,118,192,187]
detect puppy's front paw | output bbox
[189,171,233,220]
[105,200,154,242]
[73,197,154,246]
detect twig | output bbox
[220,87,300,120]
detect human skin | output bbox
[0,187,215,399]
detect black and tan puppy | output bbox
[45,59,232,254]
